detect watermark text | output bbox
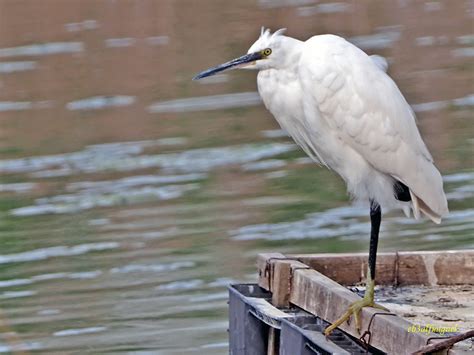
[407,323,459,335]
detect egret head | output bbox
[193,27,294,80]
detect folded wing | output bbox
[298,35,448,221]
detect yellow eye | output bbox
[263,48,272,56]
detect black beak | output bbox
[193,52,263,80]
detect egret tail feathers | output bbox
[409,190,443,224]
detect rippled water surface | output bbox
[0,0,473,353]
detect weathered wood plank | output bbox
[256,252,474,354]
[290,252,396,285]
[257,252,285,290]
[289,267,432,355]
[267,328,277,355]
[270,260,292,307]
[415,250,474,285]
[289,250,474,286]
[257,253,310,299]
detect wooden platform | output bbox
[256,250,474,354]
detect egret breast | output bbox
[257,69,336,168]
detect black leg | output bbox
[324,201,386,336]
[368,200,381,279]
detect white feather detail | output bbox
[298,35,448,218]
[410,190,421,219]
[273,28,287,37]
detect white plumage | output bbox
[252,29,448,223]
[194,27,450,335]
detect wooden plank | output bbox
[290,252,396,285]
[271,260,292,307]
[257,253,310,300]
[288,267,433,355]
[267,328,278,355]
[406,250,474,285]
[289,250,474,286]
[257,252,473,354]
[257,252,285,290]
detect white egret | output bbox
[193,28,448,335]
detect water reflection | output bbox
[148,92,262,113]
[0,242,119,264]
[0,42,84,57]
[64,19,100,32]
[0,61,37,73]
[66,96,136,111]
[0,0,473,353]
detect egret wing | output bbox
[298,35,448,217]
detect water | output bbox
[0,0,473,353]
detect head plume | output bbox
[260,27,287,39]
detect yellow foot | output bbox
[324,278,389,336]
